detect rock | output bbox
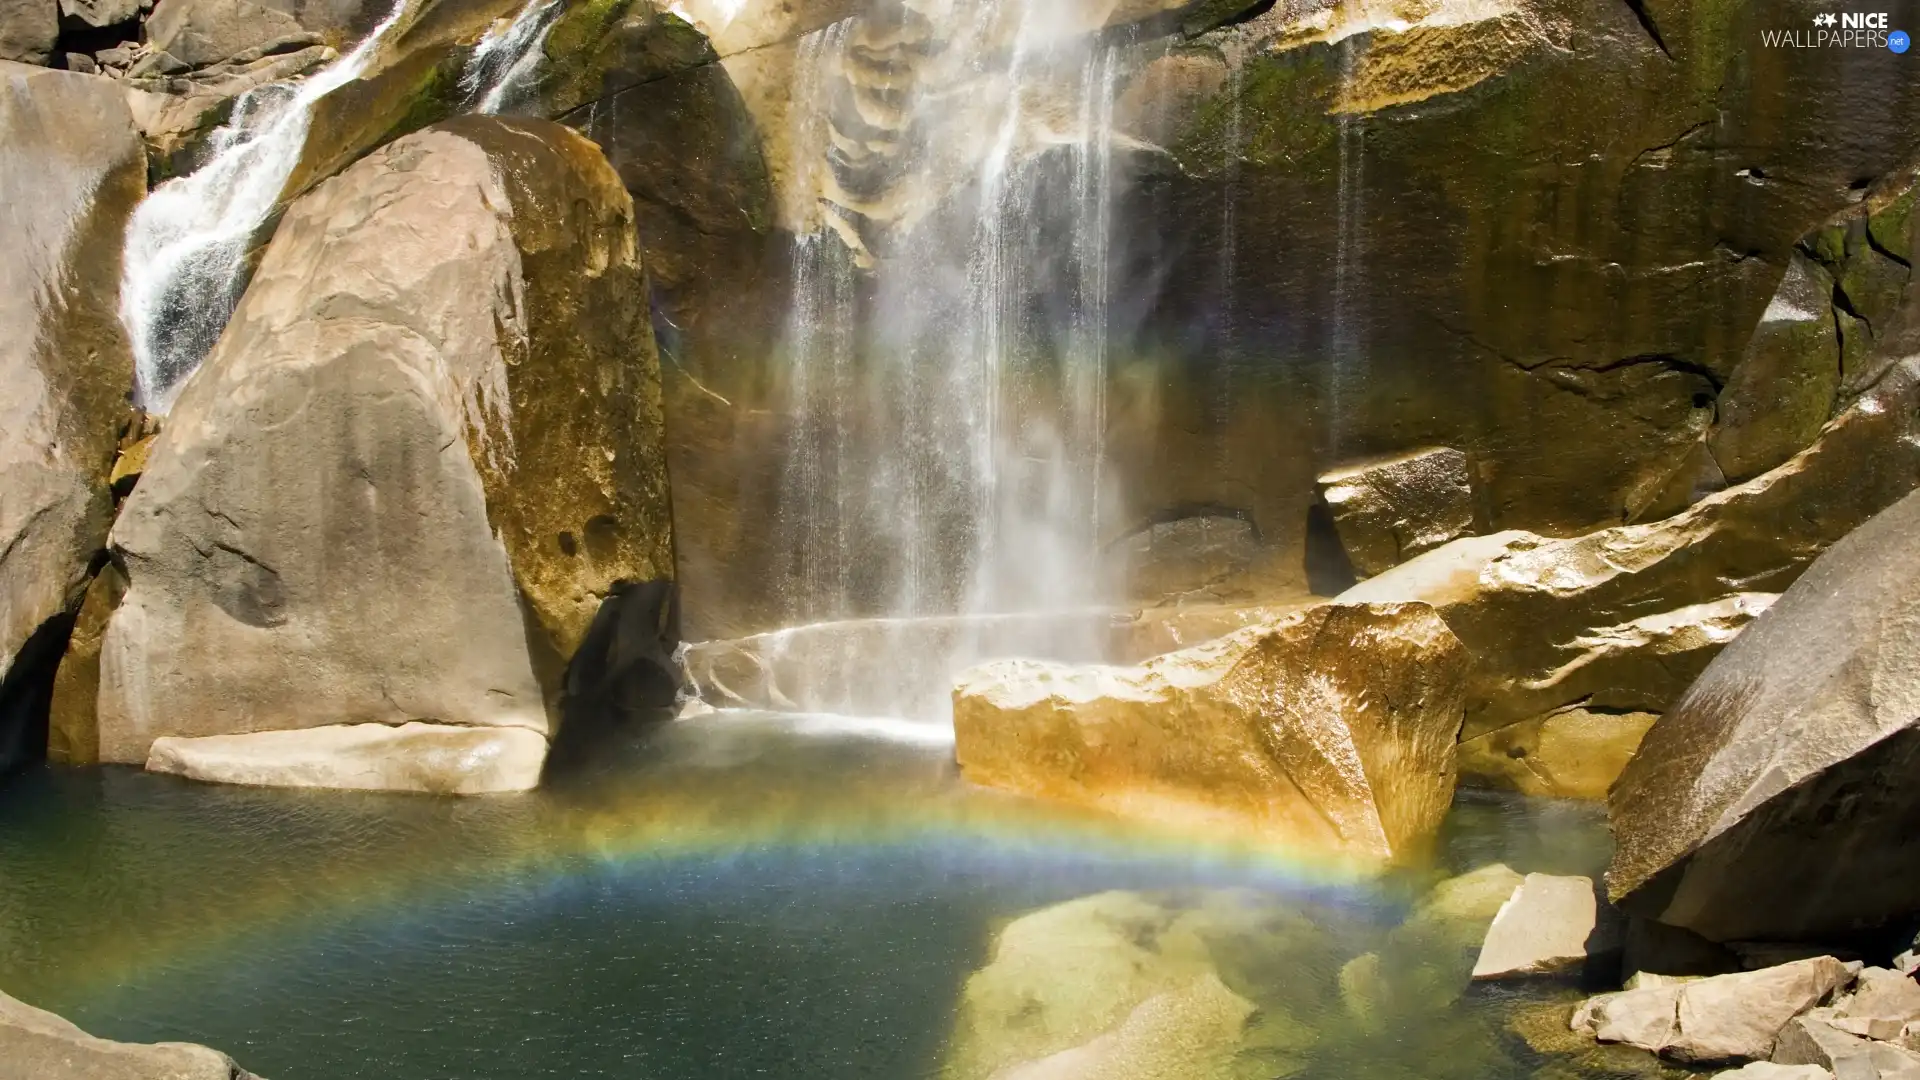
[953,602,1469,859]
[0,0,54,65]
[1622,918,1740,979]
[143,0,308,70]
[1709,254,1843,485]
[1317,447,1475,578]
[941,891,1240,1080]
[1608,485,1920,942]
[987,973,1255,1080]
[1457,707,1657,801]
[0,986,261,1079]
[44,562,125,765]
[1344,346,1920,742]
[1577,956,1857,1064]
[1715,1065,1833,1080]
[1343,864,1524,1020]
[1775,1012,1920,1079]
[146,722,548,794]
[683,611,1121,719]
[0,62,143,775]
[1833,969,1920,1040]
[58,0,138,28]
[1472,873,1619,981]
[96,117,669,781]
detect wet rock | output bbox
[1343,864,1524,1021]
[0,987,261,1079]
[1344,348,1920,741]
[953,602,1469,859]
[96,118,668,783]
[1458,708,1657,801]
[0,0,53,65]
[1608,485,1920,943]
[1575,956,1857,1064]
[1472,874,1620,981]
[147,722,548,794]
[0,62,143,775]
[1317,447,1475,579]
[1709,254,1842,485]
[941,891,1243,1080]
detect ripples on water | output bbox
[0,714,1616,1079]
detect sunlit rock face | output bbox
[1343,348,1920,744]
[1,987,262,1080]
[147,723,549,794]
[1317,447,1475,579]
[94,118,670,785]
[1608,487,1920,944]
[952,602,1468,859]
[1456,707,1656,802]
[0,64,143,775]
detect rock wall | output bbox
[0,62,143,775]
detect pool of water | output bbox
[0,713,1625,1080]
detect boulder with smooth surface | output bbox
[96,117,671,786]
[953,602,1469,859]
[0,0,54,63]
[147,723,548,794]
[0,63,143,775]
[1472,873,1618,981]
[0,987,261,1080]
[1457,707,1656,801]
[1608,487,1920,942]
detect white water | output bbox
[121,0,415,411]
[766,1,1126,720]
[461,0,563,115]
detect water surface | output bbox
[0,713,1616,1079]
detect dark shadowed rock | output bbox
[0,0,54,63]
[1609,487,1920,943]
[1317,447,1476,578]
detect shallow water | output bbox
[0,714,1617,1079]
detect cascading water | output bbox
[749,0,1128,720]
[119,0,415,411]
[461,0,564,115]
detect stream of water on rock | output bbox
[0,719,1614,1080]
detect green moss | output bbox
[1176,45,1340,175]
[538,1,713,119]
[1868,182,1917,264]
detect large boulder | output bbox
[0,0,54,64]
[0,63,143,775]
[146,721,548,794]
[1343,341,1920,744]
[1316,447,1476,579]
[93,116,671,787]
[1608,486,1920,943]
[1471,873,1619,982]
[1456,707,1657,801]
[0,987,261,1080]
[952,602,1469,859]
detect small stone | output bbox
[1714,1065,1833,1080]
[1473,874,1618,981]
[64,51,97,72]
[1577,956,1856,1064]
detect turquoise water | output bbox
[0,714,1618,1079]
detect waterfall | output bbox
[461,0,563,115]
[761,0,1125,719]
[120,0,415,412]
[1327,36,1367,452]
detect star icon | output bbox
[1813,12,1838,26]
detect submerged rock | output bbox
[1472,874,1619,981]
[1608,487,1920,943]
[952,602,1469,859]
[0,987,262,1080]
[1715,1065,1833,1080]
[1456,708,1656,801]
[147,722,548,795]
[0,62,144,775]
[1316,447,1476,579]
[94,117,670,789]
[1341,863,1523,1022]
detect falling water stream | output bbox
[119,0,415,411]
[754,1,1129,719]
